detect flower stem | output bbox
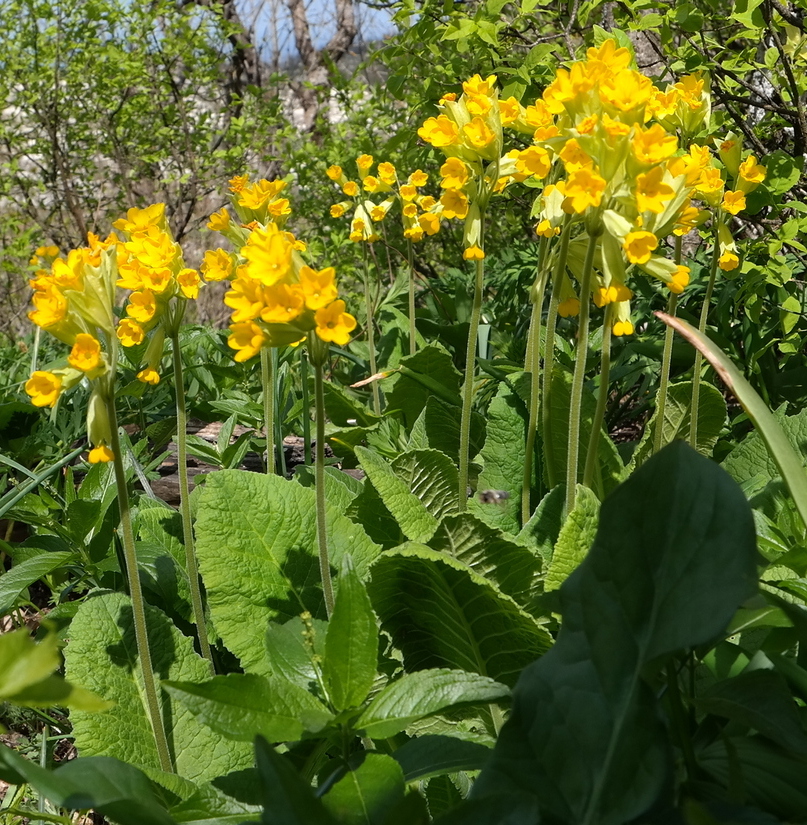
[261,348,275,475]
[458,254,485,511]
[566,233,598,513]
[407,239,417,356]
[690,223,720,449]
[106,391,173,773]
[273,348,287,477]
[313,357,334,617]
[361,243,382,416]
[542,219,573,491]
[653,237,682,455]
[300,349,312,465]
[583,305,612,489]
[521,237,550,527]
[170,333,214,672]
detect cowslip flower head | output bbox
[721,190,746,216]
[315,300,357,346]
[737,155,766,193]
[25,371,63,407]
[623,231,658,265]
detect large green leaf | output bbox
[323,557,379,711]
[383,345,462,427]
[407,395,485,463]
[468,373,532,534]
[265,616,328,690]
[164,674,332,742]
[356,448,459,544]
[518,485,565,565]
[631,381,727,468]
[322,753,406,825]
[255,736,338,825]
[369,544,551,686]
[64,591,252,785]
[429,513,542,607]
[194,471,380,674]
[0,746,175,825]
[473,443,758,824]
[0,550,74,614]
[356,669,510,739]
[662,313,807,531]
[391,735,492,782]
[544,485,599,592]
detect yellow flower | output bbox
[463,117,496,150]
[225,276,264,322]
[126,290,157,324]
[201,249,234,282]
[565,168,606,213]
[739,155,766,184]
[25,371,62,407]
[137,368,161,385]
[51,252,85,291]
[668,266,690,294]
[525,100,555,130]
[418,115,459,147]
[238,179,287,211]
[576,113,598,135]
[356,154,374,173]
[177,268,201,299]
[330,203,347,218]
[228,321,267,362]
[241,226,293,286]
[400,184,418,201]
[673,204,702,236]
[88,445,114,464]
[117,319,145,347]
[326,165,343,182]
[612,320,634,336]
[558,298,580,317]
[516,146,551,179]
[586,38,632,73]
[535,219,558,238]
[363,175,381,193]
[721,190,747,215]
[599,70,653,113]
[418,195,437,210]
[29,282,67,329]
[343,181,359,197]
[694,166,724,197]
[718,251,740,271]
[260,283,305,323]
[674,74,706,110]
[463,245,485,260]
[499,96,523,124]
[377,162,397,186]
[623,231,659,264]
[440,189,469,220]
[635,167,674,213]
[602,114,630,138]
[402,202,418,218]
[228,174,250,192]
[419,212,441,236]
[267,198,292,219]
[300,266,338,310]
[315,300,357,346]
[632,124,678,165]
[66,334,102,372]
[440,158,469,189]
[207,206,230,232]
[463,73,497,99]
[113,203,165,235]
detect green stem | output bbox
[521,238,550,526]
[171,333,214,671]
[273,348,287,477]
[458,254,485,510]
[107,393,173,773]
[690,224,720,449]
[653,236,682,455]
[300,349,312,465]
[583,305,612,489]
[566,233,598,513]
[665,661,699,780]
[541,220,573,490]
[313,359,334,617]
[362,243,382,416]
[407,239,417,356]
[261,348,275,474]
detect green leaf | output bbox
[195,471,380,674]
[0,551,74,614]
[474,443,758,823]
[356,448,458,544]
[467,374,531,534]
[0,747,175,825]
[429,513,542,606]
[357,669,509,739]
[383,345,462,427]
[64,591,252,785]
[0,628,111,711]
[631,381,727,469]
[170,777,261,825]
[391,735,492,782]
[323,381,380,427]
[265,616,328,690]
[255,736,338,825]
[408,396,485,463]
[545,485,599,591]
[731,0,765,29]
[763,150,802,196]
[662,314,807,532]
[322,753,406,825]
[164,674,333,742]
[324,557,379,711]
[518,485,565,565]
[369,544,551,686]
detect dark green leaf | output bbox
[392,735,492,782]
[321,753,406,825]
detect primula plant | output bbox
[3,20,807,825]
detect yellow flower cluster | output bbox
[206,174,356,361]
[326,158,439,243]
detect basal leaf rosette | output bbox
[114,203,202,385]
[26,233,121,462]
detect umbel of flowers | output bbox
[204,175,356,365]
